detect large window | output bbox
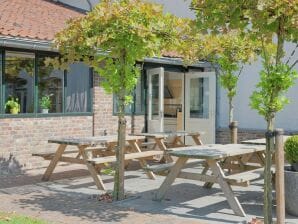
[38,55,63,113]
[5,51,35,113]
[0,49,92,116]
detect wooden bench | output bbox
[87,150,165,165]
[144,159,205,174]
[224,168,264,186]
[33,146,107,164]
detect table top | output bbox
[241,136,291,145]
[135,131,201,138]
[48,135,145,146]
[168,144,265,160]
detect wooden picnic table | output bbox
[34,135,163,190]
[241,135,291,145]
[154,144,266,217]
[135,131,203,162]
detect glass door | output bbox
[147,67,164,133]
[185,72,216,143]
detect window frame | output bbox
[0,47,93,118]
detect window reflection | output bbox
[38,56,63,113]
[190,77,209,118]
[5,51,34,114]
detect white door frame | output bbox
[185,71,216,143]
[147,67,164,132]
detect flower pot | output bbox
[285,165,298,216]
[41,109,49,114]
[10,108,19,114]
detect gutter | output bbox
[0,35,57,52]
[144,57,213,68]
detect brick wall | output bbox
[216,128,266,144]
[0,116,92,174]
[93,75,145,136]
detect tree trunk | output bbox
[113,93,126,201]
[264,118,274,224]
[263,15,285,223]
[228,97,234,125]
[228,97,237,143]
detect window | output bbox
[113,76,145,115]
[0,49,92,116]
[38,55,63,113]
[5,51,35,113]
[66,63,91,112]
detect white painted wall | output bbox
[57,0,195,17]
[219,42,298,131]
[57,0,298,131]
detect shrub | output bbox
[284,135,298,164]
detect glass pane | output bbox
[65,62,91,112]
[151,74,159,117]
[113,95,133,114]
[134,77,144,114]
[4,51,34,114]
[189,77,209,118]
[38,56,63,113]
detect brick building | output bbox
[0,0,216,173]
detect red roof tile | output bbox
[0,0,84,41]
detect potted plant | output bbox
[284,135,298,216]
[5,97,20,114]
[40,94,52,113]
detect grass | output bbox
[0,212,48,224]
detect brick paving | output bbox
[0,164,204,224]
[0,164,298,224]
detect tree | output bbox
[49,0,183,200]
[191,0,298,222]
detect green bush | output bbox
[284,135,298,164]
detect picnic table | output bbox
[153,144,266,217]
[241,135,291,145]
[135,131,203,162]
[33,135,164,190]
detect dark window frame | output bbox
[0,47,93,118]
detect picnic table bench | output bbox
[135,131,203,162]
[153,144,266,217]
[33,135,164,191]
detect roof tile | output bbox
[0,0,84,41]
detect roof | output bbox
[0,0,84,41]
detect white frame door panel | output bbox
[185,72,216,144]
[147,67,164,133]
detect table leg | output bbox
[192,134,203,145]
[171,136,184,147]
[79,146,106,190]
[154,157,188,201]
[42,144,67,181]
[207,159,246,217]
[155,137,173,163]
[128,140,156,179]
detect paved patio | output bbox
[0,163,297,224]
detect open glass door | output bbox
[185,72,216,143]
[147,67,164,133]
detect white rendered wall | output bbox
[218,42,298,131]
[57,0,195,17]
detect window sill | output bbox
[0,112,93,119]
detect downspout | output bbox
[86,0,93,11]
